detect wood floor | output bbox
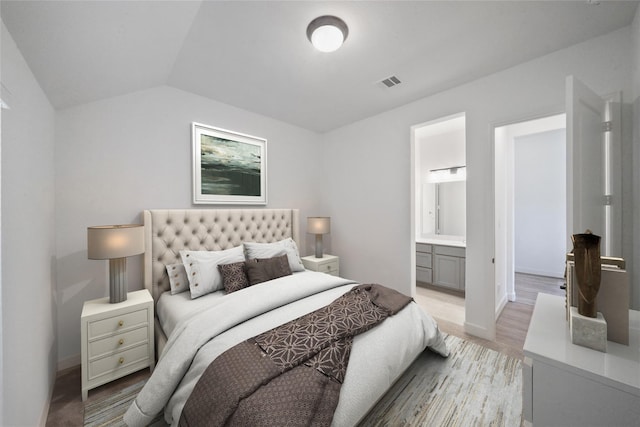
[45,272,563,425]
[415,272,565,360]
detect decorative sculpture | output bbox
[571,230,601,318]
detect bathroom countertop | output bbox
[416,236,466,248]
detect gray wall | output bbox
[54,85,324,365]
[514,129,566,278]
[321,26,636,340]
[1,21,57,426]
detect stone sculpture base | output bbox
[570,307,607,352]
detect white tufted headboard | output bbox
[143,209,300,302]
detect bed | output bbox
[124,208,448,426]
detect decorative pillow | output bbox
[243,238,305,272]
[218,261,250,293]
[180,245,245,299]
[166,263,189,295]
[245,254,292,286]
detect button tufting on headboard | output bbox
[143,209,300,302]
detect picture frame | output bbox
[192,122,267,205]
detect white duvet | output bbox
[124,271,448,427]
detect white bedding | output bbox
[125,271,448,427]
[156,289,226,338]
[156,271,310,338]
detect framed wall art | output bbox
[192,122,267,205]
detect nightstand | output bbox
[81,289,154,401]
[301,254,339,276]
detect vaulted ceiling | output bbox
[2,1,638,132]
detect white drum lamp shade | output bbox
[88,224,145,303]
[307,217,330,258]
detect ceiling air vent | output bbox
[379,75,402,88]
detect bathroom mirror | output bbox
[422,181,466,237]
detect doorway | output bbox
[411,113,467,327]
[494,114,566,310]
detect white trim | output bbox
[495,294,508,319]
[463,320,493,340]
[410,113,466,300]
[515,268,564,279]
[39,384,54,427]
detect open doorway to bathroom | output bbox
[411,113,466,328]
[494,114,567,315]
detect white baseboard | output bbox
[508,292,517,301]
[515,267,563,279]
[463,321,495,341]
[40,363,58,427]
[57,353,80,372]
[39,401,50,427]
[495,294,508,319]
[40,382,53,427]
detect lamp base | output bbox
[109,258,128,304]
[315,234,324,259]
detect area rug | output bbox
[84,334,522,427]
[83,380,163,427]
[358,334,523,426]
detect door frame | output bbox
[410,112,466,299]
[491,109,565,318]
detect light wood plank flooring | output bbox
[415,272,565,360]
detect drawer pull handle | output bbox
[118,339,124,346]
[119,357,125,365]
[118,320,124,327]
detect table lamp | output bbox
[88,224,145,303]
[307,217,330,258]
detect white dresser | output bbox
[522,293,640,426]
[81,289,154,401]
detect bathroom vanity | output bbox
[416,237,466,291]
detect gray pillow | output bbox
[245,254,292,286]
[218,261,250,293]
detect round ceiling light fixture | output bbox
[306,15,349,53]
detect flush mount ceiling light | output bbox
[307,15,348,52]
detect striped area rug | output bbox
[84,335,522,427]
[83,381,163,427]
[358,334,523,426]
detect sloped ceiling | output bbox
[2,1,638,132]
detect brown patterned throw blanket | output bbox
[179,284,412,427]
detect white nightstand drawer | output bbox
[302,255,340,276]
[88,343,150,381]
[88,308,149,339]
[89,326,149,359]
[318,259,339,273]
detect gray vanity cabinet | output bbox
[416,243,465,291]
[416,243,433,284]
